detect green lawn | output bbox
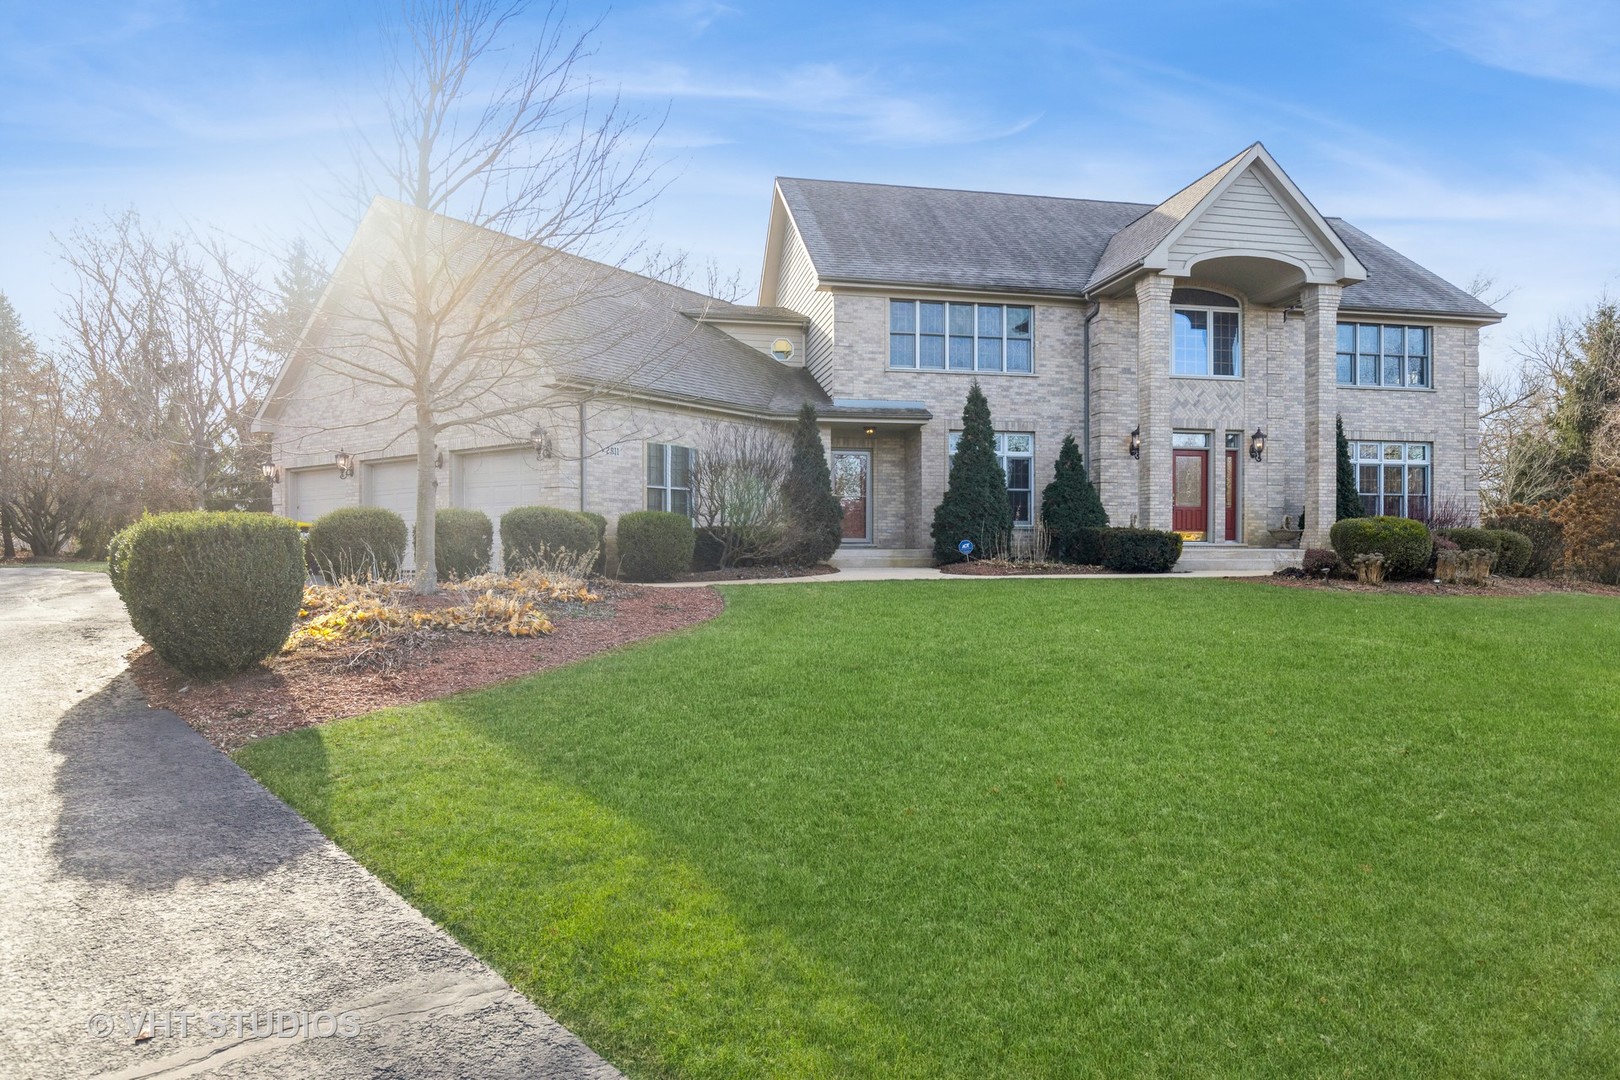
[237,580,1620,1079]
[1,559,107,573]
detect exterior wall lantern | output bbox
[1128,426,1141,459]
[531,426,553,460]
[334,451,355,479]
[1249,428,1267,462]
[433,448,445,469]
[261,462,282,484]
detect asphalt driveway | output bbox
[0,568,622,1079]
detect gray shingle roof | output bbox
[778,177,1149,295]
[776,175,1501,321]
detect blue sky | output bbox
[2,1,1617,372]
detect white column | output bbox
[1301,283,1342,548]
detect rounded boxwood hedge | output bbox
[306,506,407,581]
[500,506,598,571]
[1329,516,1433,578]
[1069,525,1108,567]
[616,510,695,582]
[110,511,305,679]
[1488,528,1533,577]
[422,509,492,580]
[1099,528,1183,573]
[1484,506,1562,577]
[1435,526,1500,558]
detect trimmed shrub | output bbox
[580,511,608,575]
[422,509,492,580]
[1070,526,1107,566]
[1488,529,1533,577]
[1099,528,1183,573]
[111,511,304,678]
[307,506,407,581]
[1302,547,1342,577]
[931,381,1013,563]
[1428,534,1460,575]
[1435,526,1500,558]
[500,506,597,571]
[1485,504,1563,577]
[1041,434,1109,562]
[784,404,843,566]
[1329,516,1432,579]
[616,510,695,582]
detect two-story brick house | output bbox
[260,143,1501,570]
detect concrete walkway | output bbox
[0,568,621,1080]
[652,566,1274,586]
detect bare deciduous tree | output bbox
[688,423,796,568]
[301,0,671,593]
[58,212,273,515]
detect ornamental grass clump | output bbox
[111,511,305,678]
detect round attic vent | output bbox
[771,338,794,362]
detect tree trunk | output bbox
[412,412,439,594]
[1,504,15,559]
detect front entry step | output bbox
[830,547,934,569]
[1173,545,1303,574]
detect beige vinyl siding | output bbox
[775,224,836,384]
[1169,169,1336,279]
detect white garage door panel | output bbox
[363,459,419,569]
[287,467,349,524]
[456,449,547,570]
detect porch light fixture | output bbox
[1128,426,1141,459]
[334,451,354,479]
[863,427,875,436]
[433,448,445,469]
[531,426,553,460]
[1249,427,1267,462]
[261,462,282,484]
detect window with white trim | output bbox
[890,300,1033,373]
[1171,288,1241,377]
[646,443,694,515]
[948,431,1034,524]
[1337,323,1431,388]
[1352,441,1431,519]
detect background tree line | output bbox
[0,223,327,557]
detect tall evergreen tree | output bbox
[0,294,44,558]
[1335,414,1365,521]
[1040,434,1108,560]
[783,403,842,565]
[931,381,1012,563]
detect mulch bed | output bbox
[678,563,838,582]
[1243,572,1620,598]
[129,583,724,753]
[940,561,1108,576]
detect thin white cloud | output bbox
[1411,0,1620,91]
[615,61,1039,147]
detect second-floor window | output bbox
[646,442,694,516]
[1171,289,1241,377]
[1337,323,1431,388]
[890,300,1033,373]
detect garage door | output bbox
[455,448,548,570]
[363,459,419,569]
[286,467,350,524]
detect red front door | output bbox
[1224,448,1239,542]
[1172,449,1208,540]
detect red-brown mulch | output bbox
[678,563,838,582]
[128,584,724,753]
[940,561,1107,576]
[1242,573,1620,598]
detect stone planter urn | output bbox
[1268,528,1303,548]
